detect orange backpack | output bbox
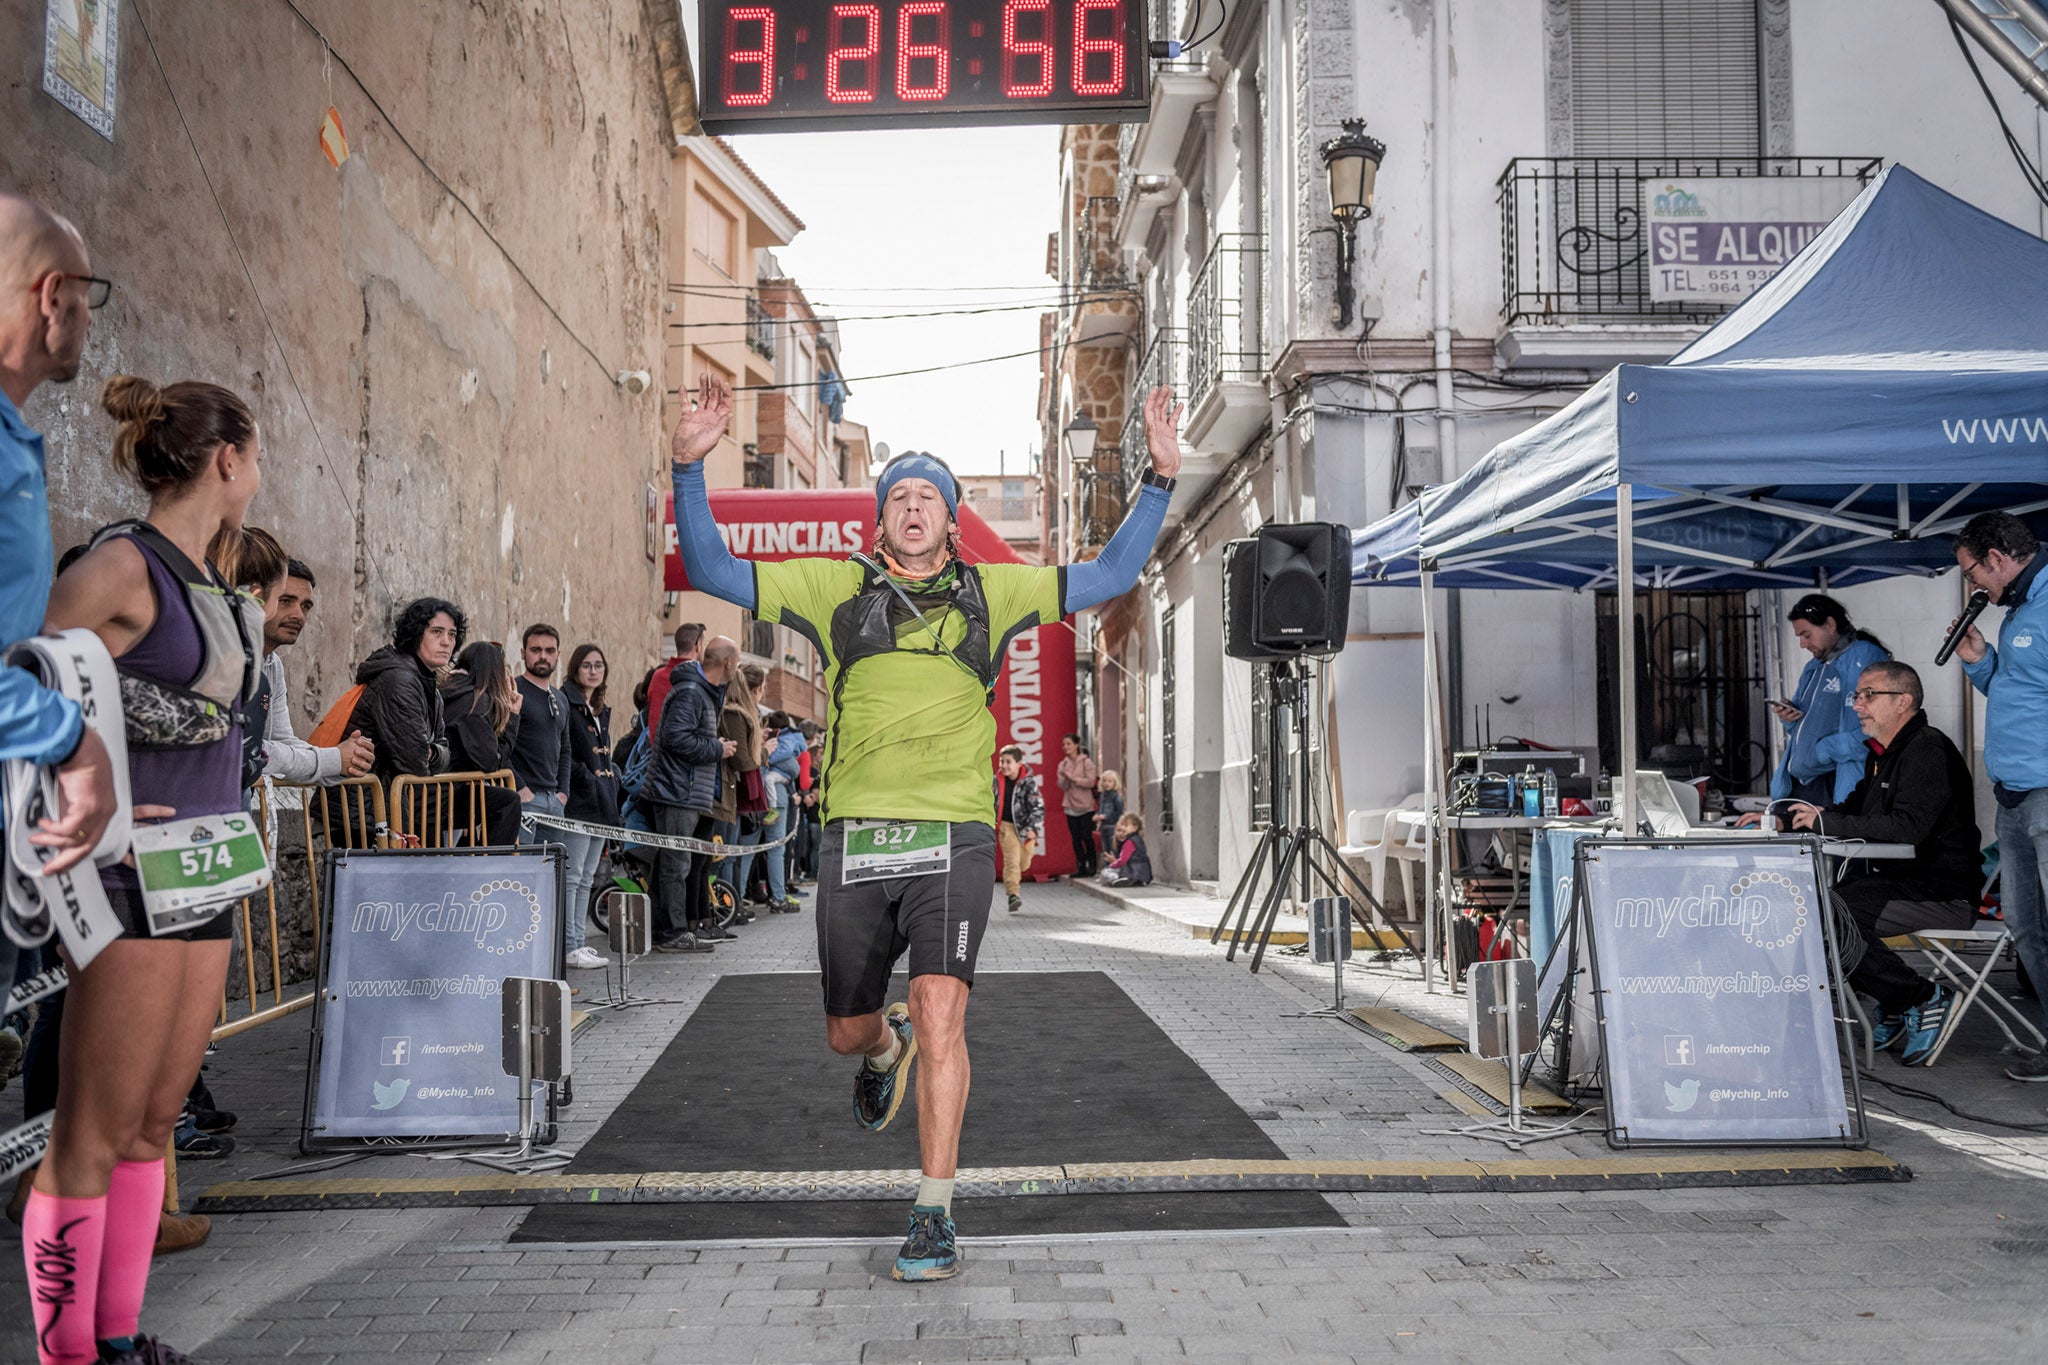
[308,683,367,748]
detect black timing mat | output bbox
[513,970,1345,1241]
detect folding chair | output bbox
[1901,923,2047,1067]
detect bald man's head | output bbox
[0,193,92,399]
[700,636,741,684]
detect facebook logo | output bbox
[1664,1035,1695,1067]
[381,1036,411,1067]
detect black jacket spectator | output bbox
[348,646,448,782]
[510,675,573,796]
[442,671,520,776]
[643,660,725,811]
[567,693,621,825]
[1820,712,1982,902]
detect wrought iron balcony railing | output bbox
[1497,156,1881,326]
[1187,234,1263,410]
[1121,325,1185,495]
[745,291,776,359]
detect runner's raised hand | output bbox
[1143,386,1184,479]
[672,371,734,466]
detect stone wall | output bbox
[2,0,678,729]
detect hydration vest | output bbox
[86,519,264,750]
[827,555,999,705]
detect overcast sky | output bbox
[727,125,1061,479]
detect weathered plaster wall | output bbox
[2,0,673,727]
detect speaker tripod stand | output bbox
[1210,659,1421,974]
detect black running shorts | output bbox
[816,820,997,1017]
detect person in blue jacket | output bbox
[1952,511,2048,1080]
[1769,594,1889,808]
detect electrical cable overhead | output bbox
[703,331,1130,393]
[131,0,388,601]
[1942,1,2048,208]
[664,291,1136,329]
[277,0,625,379]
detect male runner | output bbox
[669,375,1180,1280]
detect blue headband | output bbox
[876,453,959,521]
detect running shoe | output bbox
[172,1116,233,1159]
[1007,893,1023,914]
[190,1107,237,1134]
[1869,1012,1907,1052]
[854,1003,917,1131]
[2005,1050,2048,1082]
[653,933,713,953]
[565,946,608,970]
[1899,985,1953,1066]
[98,1334,198,1363]
[891,1204,960,1281]
[696,926,738,943]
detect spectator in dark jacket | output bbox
[996,745,1044,914]
[559,643,620,968]
[1093,769,1125,858]
[349,597,461,784]
[511,623,575,845]
[1800,661,1982,1065]
[645,635,738,948]
[711,660,766,923]
[440,641,522,846]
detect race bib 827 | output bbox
[841,821,950,884]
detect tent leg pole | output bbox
[1421,568,1439,993]
[1618,484,1639,834]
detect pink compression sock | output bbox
[21,1188,106,1365]
[97,1159,165,1343]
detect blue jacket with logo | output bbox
[0,388,83,769]
[1772,637,1887,804]
[1964,559,2048,793]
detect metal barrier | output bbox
[388,769,518,848]
[210,775,385,1041]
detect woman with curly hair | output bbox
[28,374,266,1365]
[345,595,466,786]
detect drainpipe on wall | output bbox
[1432,0,1461,748]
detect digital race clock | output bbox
[698,0,1152,133]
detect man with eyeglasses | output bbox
[1950,510,2048,1082]
[1,195,122,981]
[1783,660,1978,1064]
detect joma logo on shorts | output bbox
[956,920,971,961]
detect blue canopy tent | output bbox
[1347,164,2048,980]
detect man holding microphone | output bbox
[1950,510,2048,1084]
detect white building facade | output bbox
[1049,0,2048,892]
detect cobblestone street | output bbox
[6,881,2048,1363]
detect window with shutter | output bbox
[1568,0,1761,156]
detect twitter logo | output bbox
[371,1078,409,1111]
[1663,1078,1700,1113]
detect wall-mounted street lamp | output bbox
[1063,409,1099,468]
[1318,118,1387,330]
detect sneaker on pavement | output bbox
[565,946,608,969]
[854,1003,917,1131]
[781,895,803,911]
[153,1211,211,1257]
[2004,1050,2048,1082]
[172,1119,233,1160]
[1870,1012,1907,1052]
[98,1334,199,1363]
[696,926,738,943]
[0,1024,22,1080]
[1899,985,1953,1067]
[1007,893,1023,913]
[654,932,713,953]
[891,1204,960,1281]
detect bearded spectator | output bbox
[511,623,574,843]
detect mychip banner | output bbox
[304,847,564,1149]
[1578,839,1863,1147]
[1642,176,1864,305]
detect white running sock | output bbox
[864,1027,903,1073]
[916,1177,955,1214]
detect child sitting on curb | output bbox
[1097,812,1152,887]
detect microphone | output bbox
[1935,589,1991,666]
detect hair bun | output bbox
[101,374,166,429]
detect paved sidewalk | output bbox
[5,880,2047,1362]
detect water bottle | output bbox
[1541,768,1559,818]
[1520,764,1541,818]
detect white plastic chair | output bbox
[1340,793,1429,915]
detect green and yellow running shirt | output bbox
[754,557,1062,827]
